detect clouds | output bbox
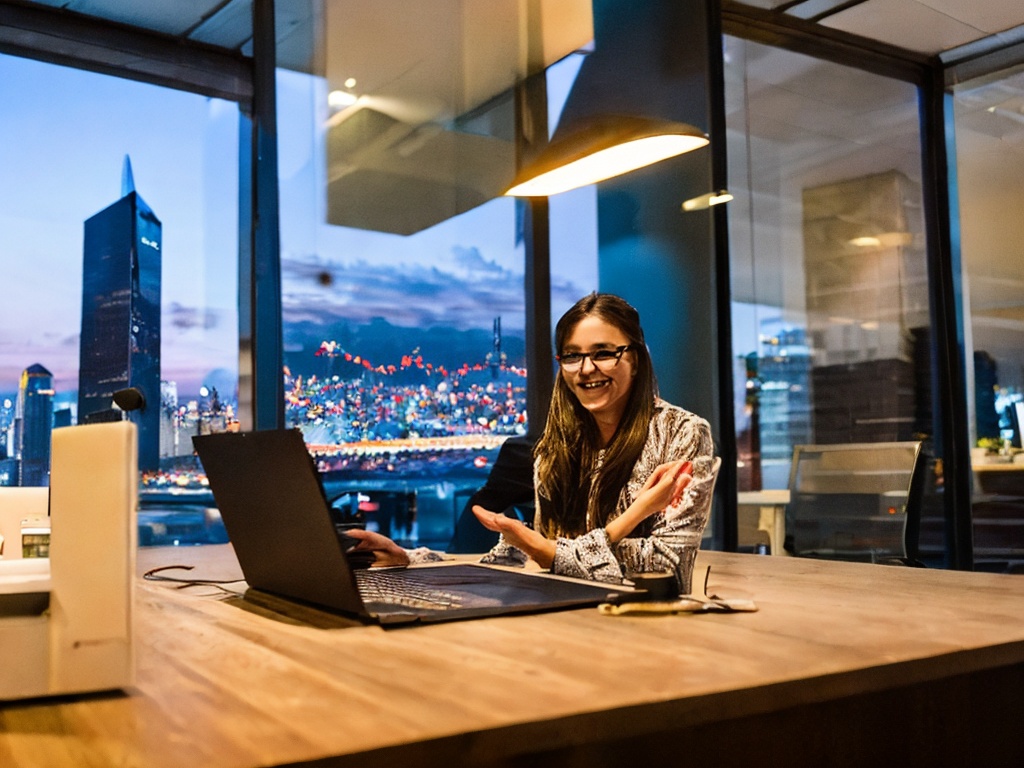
[0,332,79,394]
[451,245,506,276]
[281,246,526,331]
[0,303,236,396]
[165,302,222,331]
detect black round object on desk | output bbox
[626,571,680,601]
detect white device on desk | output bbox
[0,420,137,701]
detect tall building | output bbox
[78,156,161,471]
[0,397,13,486]
[159,380,181,458]
[14,363,54,486]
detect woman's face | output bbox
[559,314,636,429]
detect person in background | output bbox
[348,293,716,593]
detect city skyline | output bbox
[0,52,238,398]
[0,51,598,405]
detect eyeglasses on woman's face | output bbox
[556,345,633,371]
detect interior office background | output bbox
[1,0,1022,572]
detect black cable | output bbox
[143,564,246,596]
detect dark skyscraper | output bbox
[78,156,161,471]
[15,363,54,486]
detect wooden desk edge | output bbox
[6,546,1018,768]
[299,646,1024,767]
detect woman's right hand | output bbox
[472,505,557,569]
[343,528,411,567]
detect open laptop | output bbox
[192,429,629,626]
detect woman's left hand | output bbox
[607,459,693,544]
[472,505,556,569]
[638,459,694,515]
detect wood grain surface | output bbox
[1,545,1022,767]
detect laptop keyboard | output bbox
[355,568,464,611]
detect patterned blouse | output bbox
[483,399,716,593]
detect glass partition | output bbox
[722,37,939,556]
[952,67,1024,572]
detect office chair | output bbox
[704,455,723,528]
[784,441,926,565]
[447,436,535,554]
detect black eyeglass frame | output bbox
[555,345,634,370]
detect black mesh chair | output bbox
[447,436,535,554]
[784,441,926,565]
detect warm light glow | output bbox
[344,77,357,89]
[849,236,882,247]
[505,133,708,197]
[328,89,358,109]
[849,232,912,248]
[682,189,733,211]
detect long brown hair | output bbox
[534,293,658,537]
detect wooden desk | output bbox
[2,546,1023,767]
[973,460,1024,494]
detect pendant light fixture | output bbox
[504,113,708,197]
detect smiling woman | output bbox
[340,293,719,591]
[470,293,717,591]
[555,315,638,445]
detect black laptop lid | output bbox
[192,429,368,618]
[195,428,632,626]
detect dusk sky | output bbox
[0,52,596,401]
[0,52,238,398]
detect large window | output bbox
[723,37,939,555]
[0,53,239,506]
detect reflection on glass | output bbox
[274,1,598,547]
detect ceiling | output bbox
[6,0,1024,62]
[732,0,1024,61]
[4,0,1024,380]
[5,0,298,61]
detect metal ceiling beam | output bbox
[721,0,933,85]
[943,25,1024,88]
[919,74,975,571]
[0,0,252,104]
